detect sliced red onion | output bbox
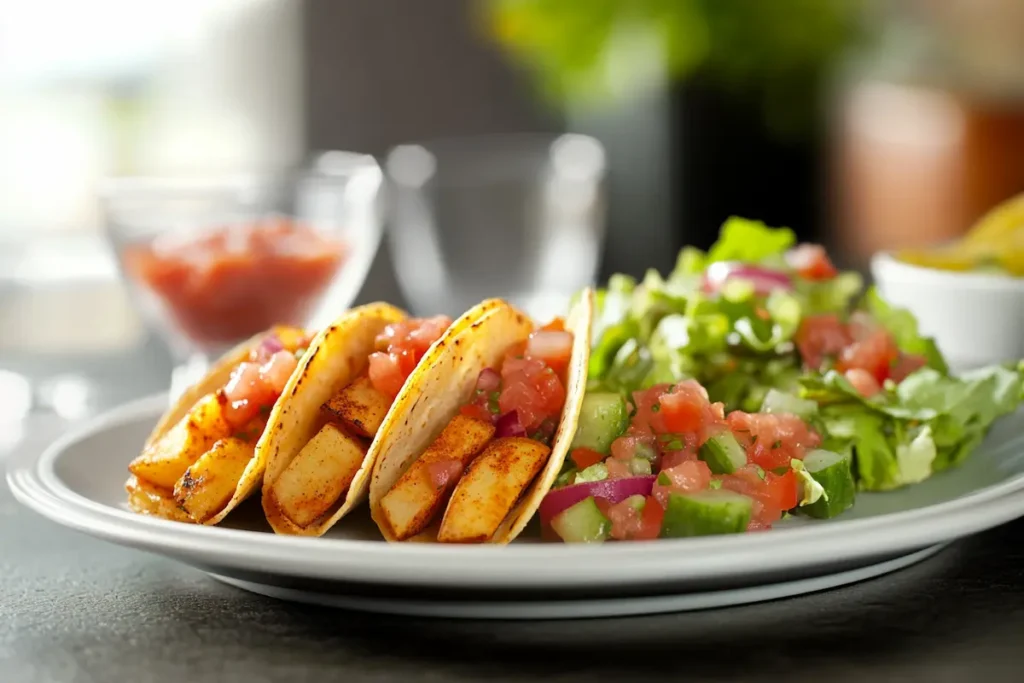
[476,367,502,392]
[702,261,793,296]
[539,476,656,527]
[495,411,526,438]
[259,334,285,354]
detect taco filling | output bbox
[265,315,451,529]
[378,320,576,543]
[126,326,311,524]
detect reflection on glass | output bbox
[385,134,607,320]
[99,154,384,397]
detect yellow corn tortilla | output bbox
[259,302,411,535]
[368,290,594,544]
[126,325,311,526]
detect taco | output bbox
[125,325,313,525]
[368,291,593,544]
[259,303,456,536]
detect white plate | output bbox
[9,394,1024,619]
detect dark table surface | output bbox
[3,414,1024,683]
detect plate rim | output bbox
[9,393,1024,589]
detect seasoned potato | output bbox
[128,393,231,490]
[173,437,255,523]
[379,414,495,540]
[125,475,192,523]
[437,437,550,544]
[270,423,367,527]
[321,376,392,438]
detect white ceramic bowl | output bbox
[871,252,1024,370]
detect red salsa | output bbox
[123,216,346,347]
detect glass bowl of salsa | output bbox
[101,152,384,391]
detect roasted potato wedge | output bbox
[270,423,367,527]
[437,437,549,544]
[173,437,255,523]
[128,393,231,490]
[321,376,392,438]
[125,475,191,523]
[379,414,495,540]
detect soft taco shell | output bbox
[368,290,594,543]
[259,302,410,535]
[129,325,310,526]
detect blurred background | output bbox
[1,0,1023,425]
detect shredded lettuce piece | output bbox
[791,458,827,506]
[705,216,796,265]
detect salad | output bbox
[541,217,1024,543]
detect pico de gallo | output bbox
[221,327,312,437]
[575,215,1024,515]
[458,319,573,447]
[541,380,854,543]
[368,315,453,399]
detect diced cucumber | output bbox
[698,432,747,474]
[570,393,629,454]
[628,457,652,476]
[631,441,658,462]
[800,449,856,519]
[761,389,818,420]
[550,497,611,543]
[660,491,753,538]
[625,494,646,512]
[574,462,609,484]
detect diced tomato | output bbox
[605,458,633,479]
[426,458,463,490]
[223,362,277,428]
[890,353,928,383]
[652,460,712,507]
[367,351,408,399]
[664,460,713,491]
[570,448,606,470]
[659,447,699,471]
[652,380,727,444]
[844,368,882,398]
[459,403,494,423]
[606,498,643,540]
[540,317,566,332]
[498,357,566,431]
[836,328,899,384]
[763,470,799,512]
[727,411,820,470]
[368,316,452,398]
[719,465,793,529]
[525,330,573,377]
[610,432,657,463]
[629,384,674,434]
[635,496,665,540]
[787,243,838,281]
[795,314,852,370]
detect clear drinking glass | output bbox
[384,133,607,320]
[100,152,384,401]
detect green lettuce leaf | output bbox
[705,216,796,265]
